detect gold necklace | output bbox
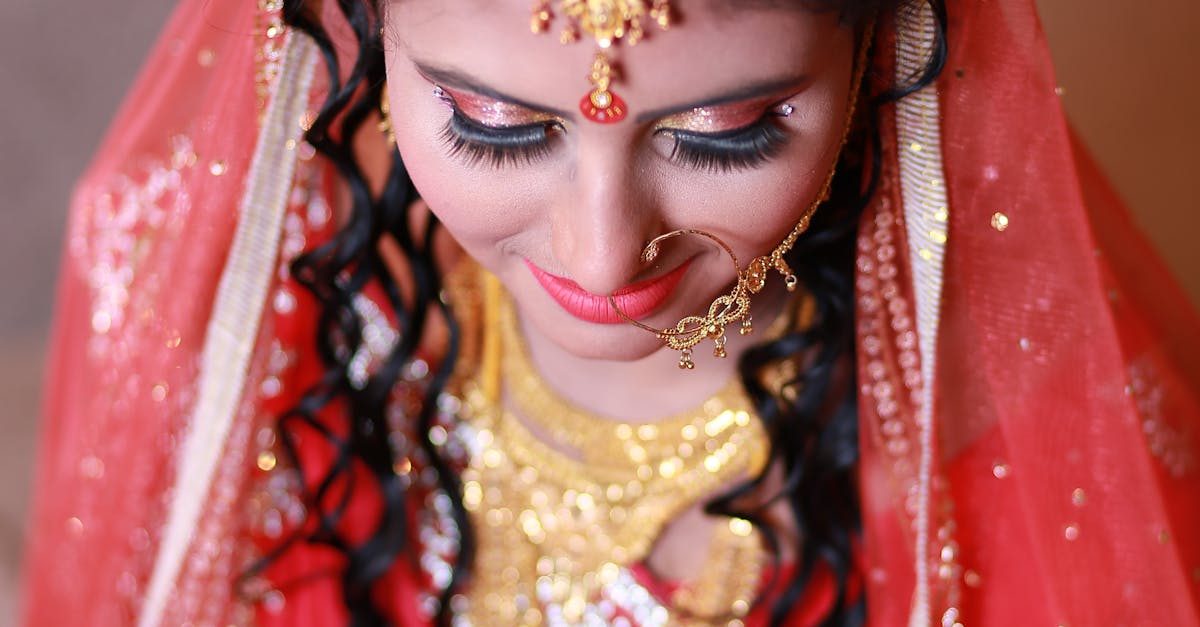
[501,295,756,469]
[455,271,773,625]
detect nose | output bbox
[550,144,657,296]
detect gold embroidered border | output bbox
[893,2,952,625]
[138,25,319,627]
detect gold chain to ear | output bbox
[749,15,875,292]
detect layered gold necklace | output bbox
[454,271,776,625]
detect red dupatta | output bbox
[857,2,1200,625]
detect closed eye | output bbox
[435,86,563,168]
[658,115,789,173]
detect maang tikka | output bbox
[530,0,672,124]
[608,20,876,370]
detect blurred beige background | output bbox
[0,1,1196,624]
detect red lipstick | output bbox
[525,260,691,324]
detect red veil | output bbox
[23,0,1200,625]
[857,2,1200,625]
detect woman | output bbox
[22,0,1200,625]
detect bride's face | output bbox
[383,1,856,361]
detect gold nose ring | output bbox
[608,229,754,370]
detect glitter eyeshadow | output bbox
[436,85,559,128]
[654,95,788,134]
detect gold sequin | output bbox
[1071,488,1086,507]
[909,141,924,152]
[990,211,1009,231]
[256,450,277,472]
[151,383,169,402]
[729,517,754,537]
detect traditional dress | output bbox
[23,0,1200,625]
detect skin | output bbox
[380,0,856,578]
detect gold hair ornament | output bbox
[530,0,672,123]
[609,19,875,369]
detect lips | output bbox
[525,259,691,324]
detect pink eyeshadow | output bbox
[437,86,557,128]
[655,96,780,133]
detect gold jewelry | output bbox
[379,84,396,146]
[457,271,770,624]
[609,228,756,370]
[530,0,672,123]
[609,20,876,369]
[502,289,753,466]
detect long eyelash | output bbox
[439,108,555,168]
[666,118,788,173]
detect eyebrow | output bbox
[412,60,807,125]
[412,61,574,119]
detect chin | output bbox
[549,327,669,362]
[513,300,675,363]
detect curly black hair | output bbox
[262,1,946,625]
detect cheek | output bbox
[653,152,835,263]
[385,75,536,264]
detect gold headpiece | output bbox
[530,0,672,123]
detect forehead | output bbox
[386,0,847,111]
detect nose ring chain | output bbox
[607,212,815,370]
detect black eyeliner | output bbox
[434,87,559,168]
[435,87,790,172]
[662,117,789,173]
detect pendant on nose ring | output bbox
[608,229,754,370]
[580,53,626,124]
